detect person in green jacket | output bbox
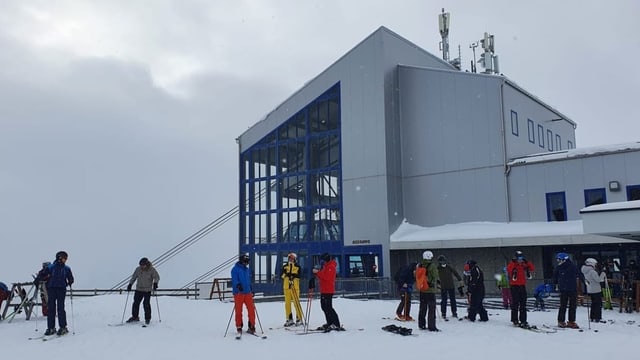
[417,250,440,331]
[496,267,512,309]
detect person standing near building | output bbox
[231,253,256,335]
[436,255,463,320]
[312,253,343,331]
[581,257,606,323]
[507,250,535,327]
[281,252,304,327]
[394,261,417,321]
[552,252,582,329]
[35,251,74,336]
[496,267,511,310]
[35,261,51,316]
[417,250,440,331]
[126,257,160,325]
[465,260,488,322]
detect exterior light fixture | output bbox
[609,181,620,192]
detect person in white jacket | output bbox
[581,258,606,322]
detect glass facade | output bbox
[239,83,346,292]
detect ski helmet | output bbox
[437,255,447,263]
[514,250,524,260]
[139,257,150,266]
[239,253,250,264]
[320,253,331,262]
[556,252,569,261]
[287,252,297,261]
[422,250,434,260]
[585,258,598,267]
[56,251,68,261]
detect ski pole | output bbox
[304,287,314,333]
[224,305,235,337]
[291,285,304,325]
[154,290,162,323]
[69,285,75,335]
[120,289,131,324]
[587,294,591,330]
[254,303,264,334]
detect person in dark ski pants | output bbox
[35,251,74,336]
[552,252,582,329]
[417,250,440,331]
[437,255,463,319]
[231,253,256,334]
[394,261,417,320]
[506,250,535,326]
[581,258,606,322]
[312,253,343,331]
[126,257,160,325]
[465,260,488,322]
[35,261,51,316]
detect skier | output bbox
[0,282,8,311]
[281,252,303,326]
[312,253,343,331]
[532,283,552,311]
[35,262,51,316]
[231,253,256,335]
[507,250,535,327]
[496,267,511,309]
[126,257,160,325]
[436,255,463,319]
[417,250,440,331]
[465,260,488,322]
[581,257,606,322]
[394,261,417,321]
[34,251,74,336]
[552,252,582,329]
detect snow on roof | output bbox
[508,142,640,166]
[390,219,584,242]
[580,200,640,213]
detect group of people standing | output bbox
[30,251,160,337]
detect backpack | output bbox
[415,265,429,291]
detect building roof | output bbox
[508,142,640,166]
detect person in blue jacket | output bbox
[533,283,552,311]
[231,253,256,335]
[35,251,74,336]
[552,252,583,329]
[0,282,9,311]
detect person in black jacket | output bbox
[465,260,488,322]
[35,251,74,336]
[394,261,417,320]
[552,252,582,329]
[437,255,463,319]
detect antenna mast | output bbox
[438,8,461,70]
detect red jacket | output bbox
[315,259,337,294]
[507,260,535,286]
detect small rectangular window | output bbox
[584,188,606,206]
[546,192,567,221]
[527,119,535,143]
[627,185,640,201]
[567,140,574,149]
[511,110,519,136]
[555,134,562,150]
[537,124,545,148]
[547,130,553,151]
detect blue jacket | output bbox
[40,260,74,289]
[552,259,581,292]
[0,282,8,293]
[534,283,552,298]
[231,261,252,295]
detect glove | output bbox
[33,280,39,287]
[308,277,315,290]
[237,284,243,292]
[458,286,464,297]
[126,284,132,292]
[153,283,158,290]
[67,280,73,287]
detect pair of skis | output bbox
[235,331,267,339]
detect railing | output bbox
[68,288,199,298]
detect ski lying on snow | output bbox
[516,324,556,333]
[28,335,47,340]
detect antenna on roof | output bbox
[476,32,500,74]
[438,8,461,70]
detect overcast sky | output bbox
[1,1,638,288]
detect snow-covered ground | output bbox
[1,295,638,359]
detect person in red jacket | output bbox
[312,253,343,332]
[506,250,535,327]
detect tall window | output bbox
[567,140,574,149]
[527,119,535,143]
[537,124,545,148]
[584,188,606,206]
[555,134,562,151]
[627,185,640,201]
[547,129,553,151]
[511,110,519,136]
[546,192,567,221]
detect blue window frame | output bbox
[510,110,519,136]
[584,188,606,207]
[567,140,574,149]
[546,192,567,221]
[547,129,553,151]
[627,185,640,201]
[527,119,535,143]
[537,124,545,148]
[555,134,562,151]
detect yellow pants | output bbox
[283,282,303,320]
